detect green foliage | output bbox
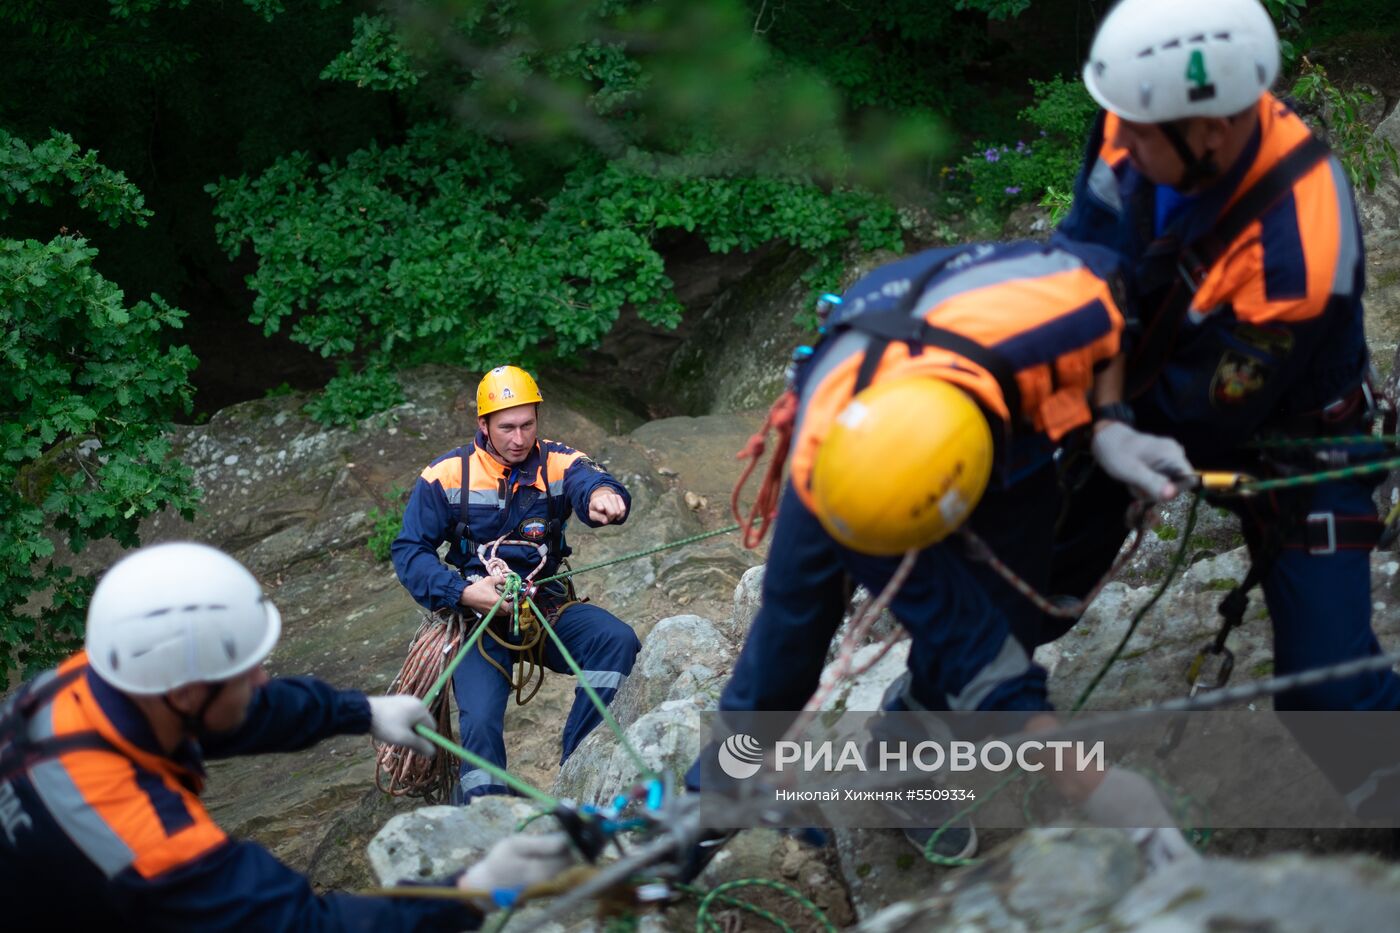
[107,0,296,22]
[321,14,425,91]
[0,129,152,226]
[1291,60,1400,193]
[1039,185,1072,225]
[954,0,1032,18]
[303,364,406,427]
[316,0,950,186]
[1296,0,1400,46]
[945,75,1096,217]
[1263,0,1309,68]
[1,131,199,679]
[209,120,902,383]
[212,0,947,419]
[366,485,408,562]
[750,1,986,114]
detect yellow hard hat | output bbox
[810,378,993,555]
[476,365,543,417]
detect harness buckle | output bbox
[1305,512,1337,556]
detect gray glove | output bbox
[1081,767,1200,873]
[368,695,435,757]
[459,833,575,908]
[1091,422,1193,503]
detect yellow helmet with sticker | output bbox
[810,378,993,555]
[477,365,543,417]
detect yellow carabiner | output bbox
[1196,471,1254,493]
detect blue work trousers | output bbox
[451,602,640,803]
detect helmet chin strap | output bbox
[1159,120,1220,191]
[163,680,228,735]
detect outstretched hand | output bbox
[588,487,628,525]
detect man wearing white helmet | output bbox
[0,542,575,930]
[1053,0,1400,811]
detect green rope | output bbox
[526,594,658,781]
[1244,434,1400,449]
[405,524,746,821]
[1221,456,1400,494]
[1140,765,1214,849]
[534,523,741,585]
[603,914,639,933]
[423,578,520,708]
[484,904,517,933]
[918,493,1208,867]
[680,879,838,933]
[1072,492,1203,711]
[414,724,559,808]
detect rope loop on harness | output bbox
[474,535,554,704]
[731,390,798,549]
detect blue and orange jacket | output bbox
[392,428,630,610]
[0,652,480,931]
[1056,92,1368,461]
[788,240,1126,510]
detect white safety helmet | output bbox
[1083,0,1280,123]
[85,542,281,695]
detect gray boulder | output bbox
[367,797,546,885]
[608,613,732,730]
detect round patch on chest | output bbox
[518,517,550,541]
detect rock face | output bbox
[549,614,735,808]
[607,614,732,731]
[1360,103,1400,251]
[855,829,1142,932]
[855,830,1400,933]
[368,798,546,885]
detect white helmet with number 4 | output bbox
[1083,0,1280,123]
[85,542,281,695]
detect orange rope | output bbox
[374,612,462,802]
[730,390,799,549]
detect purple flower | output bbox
[984,148,1000,163]
[1039,129,1049,137]
[1004,186,1022,195]
[1015,140,1028,153]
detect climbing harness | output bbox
[1150,429,1400,756]
[1123,134,1332,401]
[0,667,122,787]
[472,535,555,706]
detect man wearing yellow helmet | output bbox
[392,366,640,804]
[685,240,1193,860]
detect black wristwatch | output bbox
[1092,401,1136,426]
